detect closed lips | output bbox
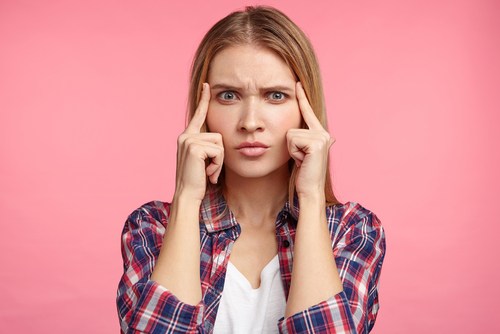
[236,142,269,149]
[236,142,269,157]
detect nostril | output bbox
[239,124,264,132]
[238,108,264,132]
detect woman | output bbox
[117,6,386,334]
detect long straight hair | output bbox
[187,6,340,206]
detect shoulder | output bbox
[123,200,172,232]
[327,201,382,227]
[119,201,173,267]
[325,201,385,242]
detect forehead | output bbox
[207,45,296,86]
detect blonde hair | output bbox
[187,6,339,206]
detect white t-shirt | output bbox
[213,254,286,333]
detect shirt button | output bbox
[283,240,290,248]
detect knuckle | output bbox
[320,132,330,142]
[185,143,194,154]
[205,132,222,142]
[214,147,224,159]
[186,143,200,155]
[183,136,195,146]
[177,134,187,145]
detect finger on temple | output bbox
[186,82,211,134]
[296,82,323,131]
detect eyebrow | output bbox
[210,83,295,93]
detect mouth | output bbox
[236,142,269,157]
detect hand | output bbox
[287,82,335,198]
[175,83,224,201]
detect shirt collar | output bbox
[199,186,300,233]
[199,187,237,233]
[282,195,300,222]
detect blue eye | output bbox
[219,91,237,100]
[268,92,286,101]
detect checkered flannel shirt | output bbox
[117,190,386,333]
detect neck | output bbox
[223,165,290,228]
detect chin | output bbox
[225,161,290,180]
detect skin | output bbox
[206,45,302,291]
[206,45,302,182]
[151,44,343,318]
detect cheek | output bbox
[277,103,302,130]
[264,108,296,132]
[291,107,303,128]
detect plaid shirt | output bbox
[117,190,386,333]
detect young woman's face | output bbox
[206,44,302,180]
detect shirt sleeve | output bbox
[277,202,386,334]
[116,202,205,334]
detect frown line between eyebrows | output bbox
[210,83,295,94]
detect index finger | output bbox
[185,82,211,134]
[296,82,323,131]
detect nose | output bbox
[238,99,264,132]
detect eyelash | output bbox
[218,91,238,101]
[268,92,287,101]
[216,91,288,103]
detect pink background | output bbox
[1,0,499,332]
